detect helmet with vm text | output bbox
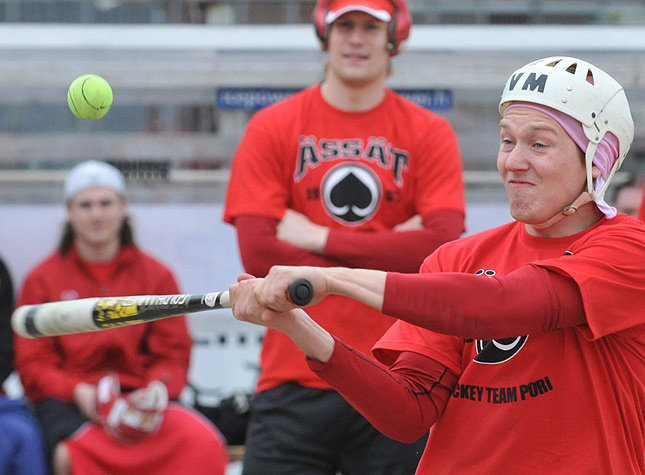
[499,56,634,201]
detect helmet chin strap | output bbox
[530,191,595,230]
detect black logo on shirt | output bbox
[321,163,381,225]
[471,268,528,364]
[474,336,529,364]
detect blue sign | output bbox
[216,87,453,111]
[217,88,301,110]
[396,89,453,111]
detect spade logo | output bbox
[474,336,528,364]
[322,164,381,225]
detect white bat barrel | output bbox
[12,298,101,338]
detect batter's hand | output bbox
[230,273,302,332]
[258,266,330,311]
[231,272,336,363]
[233,266,386,315]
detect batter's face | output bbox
[67,187,127,249]
[498,107,587,225]
[325,11,390,87]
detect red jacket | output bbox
[15,245,192,403]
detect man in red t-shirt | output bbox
[230,56,645,474]
[15,161,229,475]
[223,0,465,472]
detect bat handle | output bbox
[288,279,314,306]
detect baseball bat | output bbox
[12,279,314,339]
[288,278,313,306]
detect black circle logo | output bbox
[321,164,381,225]
[474,336,528,364]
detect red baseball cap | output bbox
[325,0,394,24]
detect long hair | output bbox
[58,216,136,255]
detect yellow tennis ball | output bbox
[67,74,113,120]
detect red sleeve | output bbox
[411,115,465,217]
[382,265,585,339]
[308,338,457,442]
[143,269,192,399]
[223,110,291,224]
[234,215,344,277]
[638,181,645,222]
[324,210,464,272]
[15,273,82,402]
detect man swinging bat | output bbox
[229,57,645,473]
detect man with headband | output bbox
[229,56,645,472]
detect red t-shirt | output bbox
[374,215,645,473]
[223,85,465,392]
[15,246,193,402]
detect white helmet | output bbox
[499,56,634,198]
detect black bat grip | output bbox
[288,279,314,306]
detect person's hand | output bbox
[229,274,268,326]
[96,377,168,443]
[393,214,424,232]
[128,381,167,410]
[73,382,98,422]
[230,268,330,317]
[257,266,331,311]
[277,210,329,253]
[230,273,301,331]
[231,265,382,314]
[230,273,335,362]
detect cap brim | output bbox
[326,6,392,24]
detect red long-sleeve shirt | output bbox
[224,85,466,392]
[14,245,192,403]
[309,265,584,442]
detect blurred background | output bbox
[1,3,644,466]
[1,0,644,203]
